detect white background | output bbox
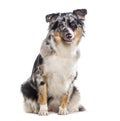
[0,0,120,121]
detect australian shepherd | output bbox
[21,9,87,115]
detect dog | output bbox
[21,9,87,115]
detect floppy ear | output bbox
[46,13,59,23]
[73,9,87,20]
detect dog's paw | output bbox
[38,104,48,116]
[58,106,68,115]
[38,110,48,116]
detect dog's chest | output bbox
[45,55,76,75]
[44,55,77,96]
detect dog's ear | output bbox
[73,9,87,20]
[46,13,59,23]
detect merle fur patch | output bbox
[47,9,87,32]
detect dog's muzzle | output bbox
[64,32,74,44]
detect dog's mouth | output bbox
[63,34,74,44]
[63,38,74,44]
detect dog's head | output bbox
[46,9,87,45]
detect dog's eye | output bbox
[69,22,77,30]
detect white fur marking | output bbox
[59,106,68,115]
[24,99,39,113]
[38,104,48,116]
[40,104,48,111]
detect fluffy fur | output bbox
[21,9,87,115]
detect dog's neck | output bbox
[56,42,79,58]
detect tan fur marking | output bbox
[53,27,82,46]
[39,64,44,70]
[53,31,62,45]
[74,27,83,45]
[40,64,47,83]
[43,75,48,86]
[38,83,47,105]
[60,94,69,109]
[38,64,47,105]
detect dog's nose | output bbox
[66,33,72,39]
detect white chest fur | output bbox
[44,54,77,98]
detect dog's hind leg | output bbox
[58,94,69,115]
[58,85,85,115]
[21,80,39,114]
[67,86,86,113]
[24,98,39,113]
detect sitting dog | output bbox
[21,9,87,115]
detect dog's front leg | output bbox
[59,94,69,115]
[38,82,48,116]
[59,75,75,115]
[59,84,73,115]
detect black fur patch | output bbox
[46,13,59,22]
[62,17,65,22]
[40,81,45,85]
[32,54,43,74]
[68,21,77,31]
[70,86,78,101]
[73,9,87,17]
[51,21,59,30]
[61,13,66,16]
[79,105,86,111]
[74,72,78,80]
[47,96,54,104]
[21,79,38,101]
[46,41,50,45]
